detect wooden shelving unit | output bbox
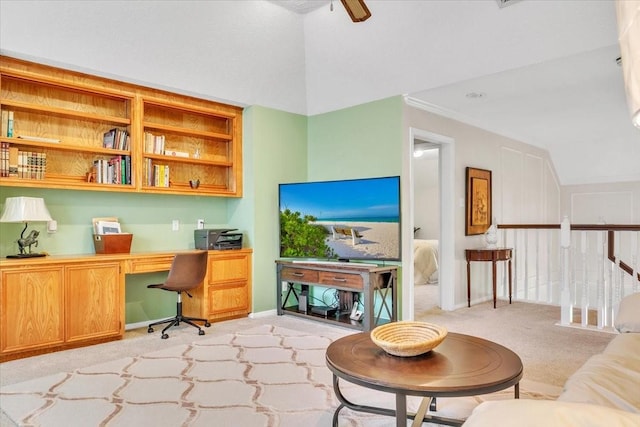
[0,55,243,197]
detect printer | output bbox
[194,228,243,250]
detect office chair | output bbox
[147,251,211,339]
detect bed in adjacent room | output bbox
[414,239,439,285]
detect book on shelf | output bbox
[8,146,18,177]
[103,128,129,150]
[0,141,8,177]
[1,111,8,137]
[144,132,165,154]
[7,111,14,138]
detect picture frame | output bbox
[465,167,492,236]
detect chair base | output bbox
[148,314,211,339]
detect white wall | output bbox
[405,104,562,307]
[413,149,440,240]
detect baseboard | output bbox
[125,318,165,331]
[250,309,277,318]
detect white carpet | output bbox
[0,324,561,427]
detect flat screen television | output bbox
[279,176,401,262]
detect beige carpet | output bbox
[413,284,614,387]
[1,320,565,427]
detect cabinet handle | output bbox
[331,277,347,282]
[291,272,304,277]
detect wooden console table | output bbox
[465,248,513,309]
[276,260,397,331]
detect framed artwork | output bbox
[465,167,492,236]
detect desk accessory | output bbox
[0,196,52,258]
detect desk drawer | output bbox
[280,267,318,283]
[126,256,175,274]
[318,271,363,290]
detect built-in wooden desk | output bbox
[465,248,512,309]
[0,249,252,361]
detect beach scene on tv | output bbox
[279,177,401,261]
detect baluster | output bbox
[547,228,553,304]
[524,229,529,300]
[535,230,540,301]
[580,231,588,327]
[597,228,605,329]
[560,216,572,325]
[633,232,640,294]
[513,229,519,301]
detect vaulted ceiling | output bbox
[271,0,639,185]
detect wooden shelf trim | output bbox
[143,122,232,140]
[1,99,131,125]
[0,137,131,155]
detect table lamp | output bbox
[0,196,53,258]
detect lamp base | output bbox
[6,253,47,259]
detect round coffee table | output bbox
[326,331,523,427]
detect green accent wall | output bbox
[308,96,404,180]
[232,105,308,313]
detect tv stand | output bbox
[275,260,398,331]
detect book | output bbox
[103,128,116,149]
[8,146,18,177]
[164,150,189,158]
[7,112,14,138]
[1,111,8,137]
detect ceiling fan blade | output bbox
[341,0,371,22]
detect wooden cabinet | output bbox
[276,261,398,332]
[0,266,65,355]
[65,262,123,342]
[0,55,243,197]
[183,249,252,321]
[0,250,252,361]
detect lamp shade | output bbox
[0,197,53,223]
[616,0,640,128]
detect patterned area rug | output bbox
[0,325,561,426]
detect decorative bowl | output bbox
[370,321,448,357]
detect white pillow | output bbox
[615,292,640,333]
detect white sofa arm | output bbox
[463,400,640,427]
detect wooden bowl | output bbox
[370,321,448,357]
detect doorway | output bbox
[412,141,441,314]
[402,128,455,320]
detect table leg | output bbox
[515,382,520,398]
[396,393,407,427]
[466,259,471,307]
[492,260,497,309]
[508,258,513,304]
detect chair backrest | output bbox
[163,251,208,291]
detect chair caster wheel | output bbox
[198,329,205,336]
[161,333,169,339]
[204,322,211,328]
[148,327,154,333]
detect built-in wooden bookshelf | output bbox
[0,56,243,196]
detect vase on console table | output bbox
[484,220,498,249]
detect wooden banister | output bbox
[498,224,640,281]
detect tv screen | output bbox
[279,176,401,262]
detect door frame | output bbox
[402,127,455,320]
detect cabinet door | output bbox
[207,251,252,318]
[65,263,122,342]
[1,267,64,354]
